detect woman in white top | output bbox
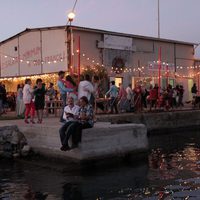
[16,83,25,117]
[23,79,35,124]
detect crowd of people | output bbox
[0,71,199,151]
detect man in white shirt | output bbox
[78,74,94,102]
[59,97,80,151]
[126,84,133,101]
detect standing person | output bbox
[65,75,78,104]
[16,84,25,117]
[23,78,35,124]
[59,97,80,151]
[46,82,55,114]
[126,83,134,111]
[178,85,184,107]
[57,71,73,122]
[34,79,46,124]
[0,83,5,115]
[126,84,133,102]
[191,83,198,98]
[2,84,7,114]
[105,81,118,114]
[118,83,128,112]
[78,74,94,103]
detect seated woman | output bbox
[59,96,94,151]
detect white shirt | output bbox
[63,104,80,122]
[126,86,133,100]
[22,84,33,104]
[78,80,94,100]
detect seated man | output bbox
[59,96,80,151]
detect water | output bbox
[1,131,200,200]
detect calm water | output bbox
[1,131,200,199]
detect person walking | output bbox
[23,78,35,124]
[105,81,118,114]
[57,71,73,122]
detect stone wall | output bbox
[0,125,29,158]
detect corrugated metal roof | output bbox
[0,25,196,46]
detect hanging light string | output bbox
[1,48,200,78]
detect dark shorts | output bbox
[35,102,44,110]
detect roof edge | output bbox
[0,25,197,46]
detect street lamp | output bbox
[158,0,160,38]
[67,11,76,75]
[67,11,75,25]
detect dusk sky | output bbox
[1,0,200,56]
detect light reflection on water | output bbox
[1,131,200,199]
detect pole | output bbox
[78,36,81,84]
[158,0,160,38]
[166,64,169,86]
[198,74,200,95]
[138,60,140,77]
[70,27,74,75]
[158,47,162,94]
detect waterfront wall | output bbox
[97,110,200,134]
[18,122,148,162]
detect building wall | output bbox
[0,26,195,100]
[0,28,67,77]
[71,29,195,100]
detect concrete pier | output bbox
[0,119,148,162]
[97,110,200,134]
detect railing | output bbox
[44,100,62,117]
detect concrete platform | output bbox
[0,118,148,162]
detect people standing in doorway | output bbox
[191,83,198,98]
[57,71,73,123]
[34,78,46,124]
[105,81,119,114]
[23,79,35,124]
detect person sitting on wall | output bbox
[59,96,94,151]
[59,96,80,151]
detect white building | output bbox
[0,25,198,100]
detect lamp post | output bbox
[158,0,160,38]
[67,11,75,74]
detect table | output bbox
[95,98,110,114]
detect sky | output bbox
[1,0,200,57]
